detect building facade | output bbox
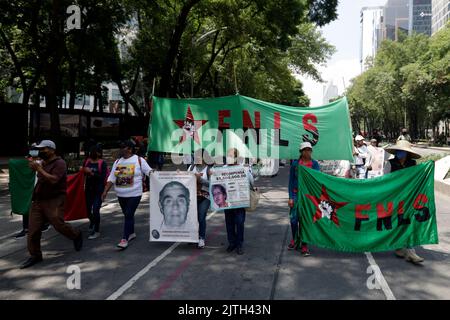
[432,0,450,34]
[409,0,432,36]
[360,6,384,72]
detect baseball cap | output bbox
[300,142,313,151]
[120,139,136,149]
[35,140,56,149]
[355,135,365,141]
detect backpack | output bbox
[83,158,110,186]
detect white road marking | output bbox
[106,210,218,300]
[364,252,396,300]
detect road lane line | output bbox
[149,224,223,300]
[364,252,396,300]
[106,210,218,300]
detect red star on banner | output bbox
[305,185,348,226]
[173,106,208,145]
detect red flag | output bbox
[64,172,88,221]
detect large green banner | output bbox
[9,159,35,215]
[149,95,353,160]
[297,161,438,252]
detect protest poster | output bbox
[210,166,250,211]
[149,171,198,243]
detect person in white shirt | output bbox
[352,135,371,179]
[102,140,152,249]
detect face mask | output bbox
[396,150,407,160]
[29,150,39,157]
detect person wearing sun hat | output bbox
[384,139,424,265]
[287,141,320,256]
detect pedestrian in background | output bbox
[82,145,107,240]
[353,135,371,179]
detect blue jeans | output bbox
[86,189,103,232]
[289,204,307,246]
[118,196,142,240]
[197,196,210,240]
[224,208,246,248]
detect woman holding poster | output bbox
[220,148,254,255]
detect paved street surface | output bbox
[0,147,449,300]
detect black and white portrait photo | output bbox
[150,171,198,243]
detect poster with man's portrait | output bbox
[149,171,198,243]
[210,166,250,211]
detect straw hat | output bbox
[385,140,421,159]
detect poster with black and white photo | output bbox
[209,166,250,211]
[149,171,198,243]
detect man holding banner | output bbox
[296,151,438,258]
[385,140,425,264]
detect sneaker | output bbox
[73,231,83,251]
[88,232,100,240]
[117,239,128,249]
[395,248,407,258]
[236,247,244,255]
[128,233,136,242]
[226,245,236,253]
[20,256,43,269]
[198,239,205,249]
[13,229,28,240]
[405,248,424,264]
[287,240,296,250]
[300,244,311,257]
[41,224,51,233]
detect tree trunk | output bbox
[158,0,201,97]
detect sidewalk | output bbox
[414,142,450,152]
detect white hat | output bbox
[385,140,421,159]
[35,140,56,149]
[300,142,313,151]
[355,135,365,141]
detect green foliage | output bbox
[346,24,450,141]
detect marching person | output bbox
[384,140,424,264]
[353,135,371,179]
[13,143,51,240]
[82,145,107,240]
[221,148,254,255]
[397,128,412,142]
[20,140,83,269]
[188,149,212,249]
[288,142,320,256]
[102,139,152,250]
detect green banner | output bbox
[149,95,353,160]
[297,161,438,252]
[9,159,35,215]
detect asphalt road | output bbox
[0,159,449,300]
